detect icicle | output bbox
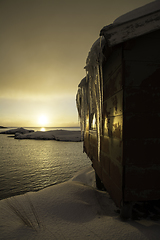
[96,66,101,162]
[99,36,104,135]
[77,36,105,161]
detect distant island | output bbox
[0,126,7,128]
[0,127,34,135]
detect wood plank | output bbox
[124,61,160,87]
[124,86,160,113]
[101,11,160,46]
[123,30,160,62]
[124,138,160,165]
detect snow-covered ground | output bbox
[0,166,160,240]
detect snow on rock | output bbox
[15,129,82,142]
[0,166,160,240]
[0,127,34,135]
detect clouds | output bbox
[0,0,90,96]
[0,0,153,126]
[0,0,153,97]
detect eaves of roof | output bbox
[100,8,160,47]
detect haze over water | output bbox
[0,127,90,200]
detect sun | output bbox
[38,115,48,126]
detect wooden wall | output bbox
[101,45,123,207]
[83,29,160,207]
[123,30,160,201]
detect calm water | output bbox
[0,127,90,200]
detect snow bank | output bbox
[15,129,82,142]
[70,166,96,188]
[0,166,160,240]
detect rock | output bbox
[0,127,34,135]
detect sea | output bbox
[0,127,91,200]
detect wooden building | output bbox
[76,1,160,216]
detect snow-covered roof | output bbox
[100,0,160,46]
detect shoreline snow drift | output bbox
[0,128,82,142]
[15,129,82,141]
[0,166,160,240]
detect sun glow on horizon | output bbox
[38,115,48,127]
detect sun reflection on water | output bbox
[40,127,46,131]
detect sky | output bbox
[0,0,154,128]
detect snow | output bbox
[114,0,160,25]
[0,128,81,142]
[0,166,160,240]
[15,129,82,142]
[100,1,160,46]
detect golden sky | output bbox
[0,0,153,127]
